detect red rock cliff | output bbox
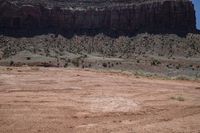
[0,0,196,34]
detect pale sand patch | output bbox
[83,96,139,112]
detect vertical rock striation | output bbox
[0,0,196,34]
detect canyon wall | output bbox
[0,0,196,34]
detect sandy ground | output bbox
[0,67,200,133]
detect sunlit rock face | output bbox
[0,0,196,34]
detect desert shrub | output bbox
[176,64,181,69]
[102,63,107,68]
[134,70,156,78]
[72,59,79,67]
[67,59,71,62]
[166,64,173,69]
[26,57,31,60]
[42,62,53,67]
[64,63,68,68]
[6,67,13,71]
[173,75,192,80]
[83,54,87,58]
[151,59,161,66]
[10,61,14,66]
[170,96,185,101]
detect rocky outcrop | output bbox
[0,0,196,34]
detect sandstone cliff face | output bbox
[0,0,196,34]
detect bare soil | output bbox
[0,67,200,133]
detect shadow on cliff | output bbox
[0,28,198,38]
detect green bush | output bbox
[151,59,161,66]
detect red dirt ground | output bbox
[0,67,200,133]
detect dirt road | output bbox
[0,67,200,133]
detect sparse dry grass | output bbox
[172,75,194,81]
[170,96,185,101]
[30,67,40,71]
